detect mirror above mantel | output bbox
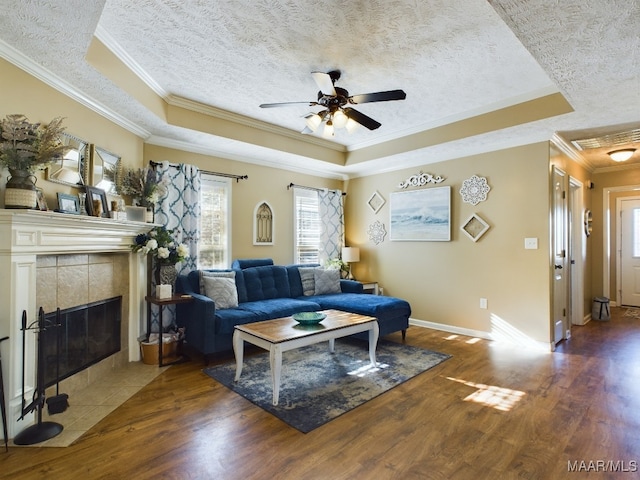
[46,132,88,187]
[91,145,121,195]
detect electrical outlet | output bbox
[524,237,538,249]
[480,298,488,309]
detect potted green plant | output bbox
[0,114,67,208]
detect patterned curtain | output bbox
[317,189,344,264]
[150,161,201,331]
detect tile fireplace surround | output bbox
[0,210,152,440]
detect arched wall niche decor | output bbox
[254,201,274,245]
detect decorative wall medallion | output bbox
[398,171,445,189]
[367,190,385,214]
[460,175,490,205]
[367,220,386,245]
[461,213,490,242]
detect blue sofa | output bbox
[175,258,411,360]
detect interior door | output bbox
[552,167,568,343]
[620,198,640,307]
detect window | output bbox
[293,187,320,264]
[199,174,231,268]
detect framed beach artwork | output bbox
[389,186,451,241]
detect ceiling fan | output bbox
[259,70,406,136]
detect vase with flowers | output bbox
[116,166,168,222]
[132,225,189,289]
[0,114,68,208]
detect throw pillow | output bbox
[200,271,239,309]
[314,268,341,295]
[298,267,319,296]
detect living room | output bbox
[1,1,640,478]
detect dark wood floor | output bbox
[3,307,640,479]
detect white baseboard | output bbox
[409,318,492,340]
[409,317,551,352]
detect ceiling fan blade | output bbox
[349,89,406,104]
[259,101,317,108]
[343,107,381,130]
[311,72,337,96]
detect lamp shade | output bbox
[342,247,360,263]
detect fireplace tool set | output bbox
[13,308,68,445]
[1,335,9,451]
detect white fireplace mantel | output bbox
[0,209,152,439]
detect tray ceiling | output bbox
[0,0,638,177]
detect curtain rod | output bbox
[149,160,248,182]
[287,183,346,195]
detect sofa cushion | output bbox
[286,263,320,297]
[306,293,411,321]
[200,271,239,309]
[215,308,262,335]
[231,258,274,269]
[298,267,319,296]
[314,268,341,295]
[242,265,291,301]
[238,298,321,321]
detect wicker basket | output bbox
[140,338,178,365]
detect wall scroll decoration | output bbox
[398,171,445,189]
[367,220,387,245]
[461,213,490,242]
[460,175,490,205]
[367,190,385,214]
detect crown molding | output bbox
[144,135,348,181]
[166,95,345,152]
[593,162,640,174]
[94,25,169,100]
[347,85,562,151]
[551,133,594,170]
[93,28,346,153]
[0,38,150,139]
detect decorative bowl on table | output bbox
[292,312,326,325]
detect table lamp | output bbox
[342,247,360,280]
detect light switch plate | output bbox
[524,237,538,249]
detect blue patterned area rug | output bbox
[204,339,451,433]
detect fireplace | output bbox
[0,210,151,439]
[43,297,122,388]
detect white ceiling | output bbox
[0,0,638,178]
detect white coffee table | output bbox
[233,309,379,405]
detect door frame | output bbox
[616,194,640,306]
[551,166,569,344]
[569,177,585,325]
[602,184,640,304]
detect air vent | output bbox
[571,129,640,150]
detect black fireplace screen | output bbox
[42,296,122,388]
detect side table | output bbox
[359,280,379,295]
[145,295,193,366]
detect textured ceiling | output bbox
[0,0,638,178]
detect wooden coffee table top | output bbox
[234,309,376,344]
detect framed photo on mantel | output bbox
[85,186,109,218]
[56,193,80,214]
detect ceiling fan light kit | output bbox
[260,70,406,135]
